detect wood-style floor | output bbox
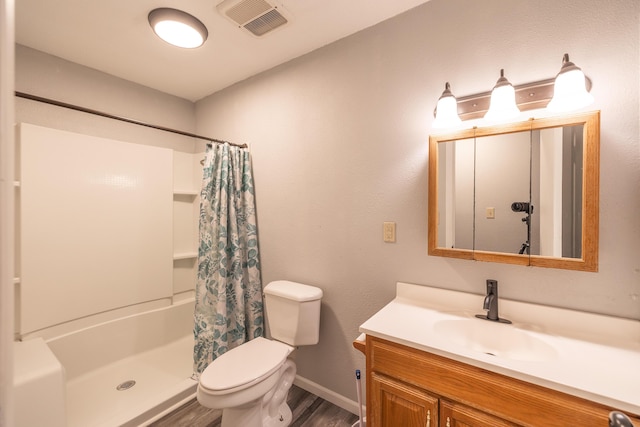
[149,385,360,427]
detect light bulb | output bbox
[149,8,208,49]
[153,21,204,48]
[433,83,462,129]
[547,54,594,112]
[484,69,520,122]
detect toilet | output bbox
[197,280,323,427]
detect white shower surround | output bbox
[0,0,14,425]
[46,298,198,427]
[18,123,174,334]
[13,122,204,426]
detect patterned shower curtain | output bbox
[193,143,263,376]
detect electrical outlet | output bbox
[383,222,396,243]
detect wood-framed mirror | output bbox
[428,111,600,271]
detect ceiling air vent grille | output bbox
[244,9,288,36]
[225,0,272,25]
[217,0,290,37]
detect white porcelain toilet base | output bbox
[221,403,262,427]
[263,360,296,427]
[201,358,297,427]
[264,401,292,427]
[218,399,293,427]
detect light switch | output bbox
[486,207,495,219]
[383,222,396,243]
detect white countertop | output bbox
[359,282,640,415]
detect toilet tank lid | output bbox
[264,281,323,302]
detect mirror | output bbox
[428,111,599,271]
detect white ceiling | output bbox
[16,0,430,102]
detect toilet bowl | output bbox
[198,337,296,427]
[197,281,323,427]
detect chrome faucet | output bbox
[475,279,511,324]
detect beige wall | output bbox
[195,0,640,403]
[15,45,200,152]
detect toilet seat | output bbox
[199,337,293,395]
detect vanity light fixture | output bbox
[432,53,593,129]
[148,8,208,49]
[484,69,520,121]
[432,82,462,129]
[547,54,594,112]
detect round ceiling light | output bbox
[148,8,208,49]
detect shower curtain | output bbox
[193,143,263,376]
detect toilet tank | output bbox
[264,281,323,346]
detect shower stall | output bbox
[13,120,206,426]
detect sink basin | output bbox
[433,318,558,362]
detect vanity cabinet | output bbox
[363,336,640,427]
[370,373,437,426]
[370,372,516,427]
[440,400,518,427]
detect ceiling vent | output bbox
[217,0,290,37]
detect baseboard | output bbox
[293,375,365,417]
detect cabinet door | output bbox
[440,399,520,427]
[371,373,438,427]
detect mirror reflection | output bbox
[437,137,474,250]
[429,111,599,271]
[474,131,531,255]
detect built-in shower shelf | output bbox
[172,152,202,294]
[173,252,198,261]
[173,189,198,196]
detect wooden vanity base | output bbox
[357,336,640,427]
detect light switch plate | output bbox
[383,222,396,243]
[486,207,495,219]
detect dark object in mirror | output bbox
[511,202,533,255]
[511,202,532,213]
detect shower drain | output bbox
[116,380,136,391]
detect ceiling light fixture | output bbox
[484,69,521,122]
[432,82,462,129]
[547,53,594,112]
[148,8,208,49]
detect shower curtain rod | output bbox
[15,91,247,149]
